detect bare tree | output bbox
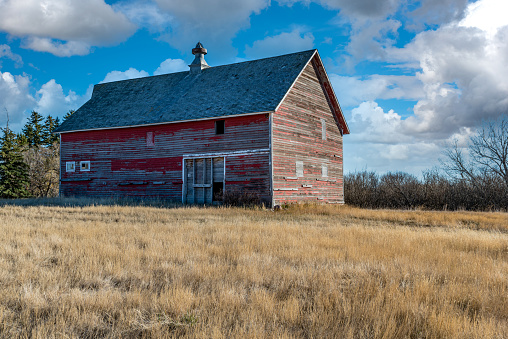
[442,115,508,188]
[470,115,508,187]
[23,143,60,197]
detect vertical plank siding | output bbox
[272,57,344,205]
[60,114,271,202]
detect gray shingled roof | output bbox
[56,50,317,133]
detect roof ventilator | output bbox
[189,42,210,74]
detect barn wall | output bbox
[60,114,271,203]
[272,57,344,205]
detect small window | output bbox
[80,161,90,172]
[215,120,225,135]
[321,118,326,140]
[146,132,154,146]
[66,162,75,172]
[322,164,328,177]
[296,161,304,177]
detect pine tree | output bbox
[43,115,60,147]
[63,110,75,122]
[0,126,30,199]
[16,132,28,147]
[22,111,45,148]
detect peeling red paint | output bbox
[60,114,271,201]
[111,157,181,172]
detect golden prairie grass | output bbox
[0,203,506,338]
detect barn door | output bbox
[183,157,224,204]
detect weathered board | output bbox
[60,114,271,203]
[271,56,344,205]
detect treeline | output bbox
[344,170,507,211]
[345,116,507,211]
[0,110,74,199]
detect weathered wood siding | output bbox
[60,114,271,203]
[272,57,344,205]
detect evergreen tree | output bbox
[22,111,45,147]
[0,126,30,198]
[16,132,28,147]
[43,115,60,147]
[63,110,75,122]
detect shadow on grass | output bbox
[0,196,186,209]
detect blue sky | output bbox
[1,0,507,175]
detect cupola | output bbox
[189,42,210,74]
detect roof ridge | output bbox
[207,49,317,70]
[96,49,317,86]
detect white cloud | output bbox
[100,68,150,83]
[344,101,443,175]
[0,45,23,67]
[244,30,314,59]
[0,71,34,128]
[458,0,508,37]
[100,59,188,82]
[396,22,508,137]
[154,0,270,57]
[344,19,400,64]
[277,0,402,67]
[340,0,508,174]
[349,101,405,144]
[331,74,424,107]
[337,0,508,145]
[0,0,136,56]
[407,0,470,29]
[319,0,399,19]
[114,1,174,33]
[0,70,92,130]
[35,79,88,116]
[23,38,91,57]
[154,58,188,75]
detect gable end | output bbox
[310,54,350,135]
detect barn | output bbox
[55,43,349,206]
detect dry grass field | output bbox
[0,202,506,338]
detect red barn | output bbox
[55,43,349,206]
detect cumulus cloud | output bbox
[335,0,508,145]
[331,74,424,107]
[114,1,174,33]
[331,0,508,174]
[154,0,269,56]
[23,38,91,57]
[344,101,442,174]
[277,0,402,66]
[319,0,399,19]
[458,0,508,37]
[0,0,136,56]
[349,101,405,144]
[35,79,89,117]
[0,70,92,130]
[343,19,401,65]
[397,21,508,137]
[244,30,315,59]
[0,71,34,128]
[154,58,188,75]
[407,0,470,29]
[342,21,508,170]
[100,59,188,82]
[100,68,150,83]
